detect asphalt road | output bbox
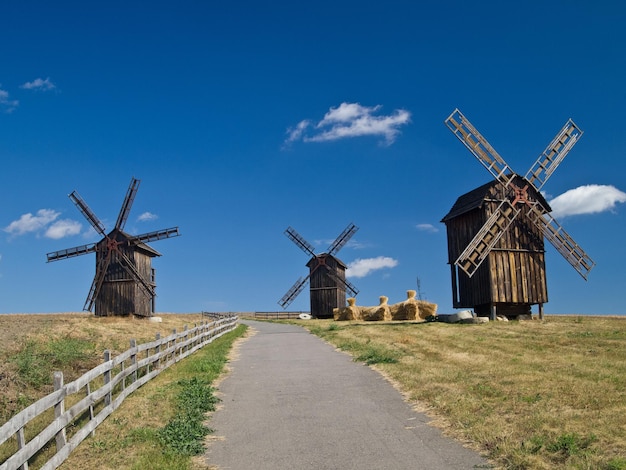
[205,320,490,469]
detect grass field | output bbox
[296,315,626,470]
[2,313,626,469]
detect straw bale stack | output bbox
[361,296,391,321]
[390,290,419,320]
[417,299,438,319]
[333,297,362,321]
[333,292,438,322]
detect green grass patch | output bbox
[11,337,95,389]
[157,377,220,456]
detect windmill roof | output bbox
[105,229,162,257]
[134,240,162,257]
[307,253,348,269]
[441,175,552,223]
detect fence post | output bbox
[103,350,112,407]
[53,372,67,452]
[130,338,137,383]
[17,425,28,470]
[86,381,95,437]
[172,329,177,363]
[155,332,161,370]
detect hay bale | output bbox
[416,300,437,319]
[334,297,361,321]
[390,290,419,320]
[361,296,391,321]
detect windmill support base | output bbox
[538,303,544,320]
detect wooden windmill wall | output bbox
[307,254,348,318]
[94,231,160,317]
[442,176,549,316]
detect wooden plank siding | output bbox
[442,175,548,315]
[307,254,347,318]
[94,230,159,317]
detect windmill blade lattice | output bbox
[131,227,180,245]
[445,109,514,185]
[115,177,140,231]
[284,226,316,257]
[526,204,595,279]
[323,265,359,297]
[69,191,106,236]
[327,223,358,256]
[84,254,111,311]
[47,243,97,262]
[278,275,310,309]
[454,199,521,277]
[524,119,583,191]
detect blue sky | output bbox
[1,1,626,315]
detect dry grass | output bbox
[0,312,208,422]
[299,315,626,470]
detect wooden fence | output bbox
[0,314,238,470]
[251,311,310,320]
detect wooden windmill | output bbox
[47,177,180,317]
[441,109,594,319]
[279,224,359,318]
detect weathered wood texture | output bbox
[0,315,238,470]
[442,176,548,315]
[307,254,347,319]
[94,230,159,317]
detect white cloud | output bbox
[45,220,82,239]
[20,77,56,91]
[416,223,439,233]
[285,102,410,146]
[0,86,19,113]
[284,120,311,145]
[548,185,626,218]
[346,256,398,278]
[4,209,60,236]
[138,212,158,222]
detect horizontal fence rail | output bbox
[202,311,311,320]
[252,311,311,320]
[0,314,238,470]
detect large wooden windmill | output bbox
[47,177,180,317]
[279,224,359,318]
[441,109,594,319]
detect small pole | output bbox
[490,304,497,322]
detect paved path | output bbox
[205,320,490,469]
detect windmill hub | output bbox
[314,255,328,268]
[510,181,531,207]
[106,237,122,252]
